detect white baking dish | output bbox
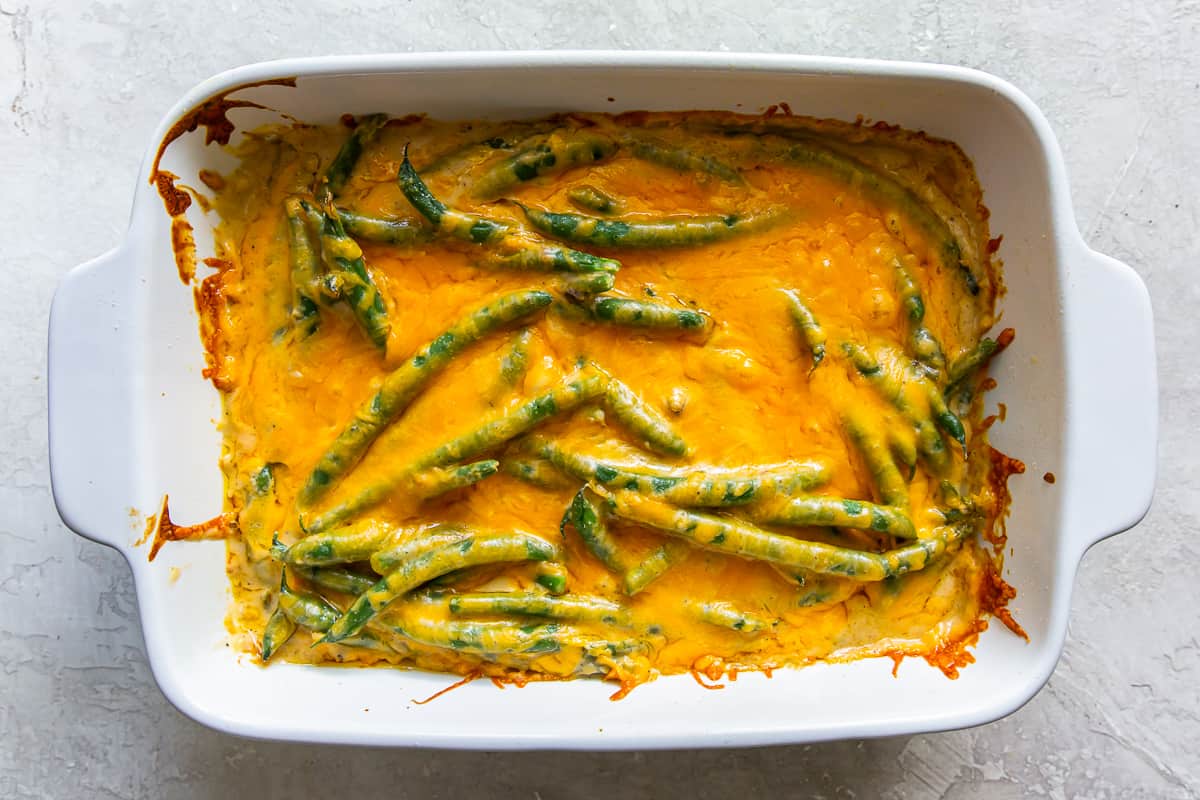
[48,52,1156,749]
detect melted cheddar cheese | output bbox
[199,110,1014,687]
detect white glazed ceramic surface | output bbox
[48,52,1156,749]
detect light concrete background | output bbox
[2,0,1196,797]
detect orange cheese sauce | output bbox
[203,111,1011,686]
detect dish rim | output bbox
[48,50,1157,749]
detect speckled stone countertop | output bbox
[2,1,1195,797]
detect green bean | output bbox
[324,113,388,198]
[498,328,534,388]
[890,429,919,480]
[623,539,691,595]
[518,204,786,248]
[892,257,946,371]
[298,288,552,510]
[622,134,744,184]
[603,491,967,581]
[284,198,321,337]
[781,288,825,368]
[261,587,297,663]
[583,296,713,335]
[946,328,1015,388]
[398,149,620,274]
[294,564,376,596]
[284,520,401,567]
[927,383,967,456]
[303,461,495,538]
[500,457,575,490]
[845,340,965,453]
[683,599,769,634]
[369,524,473,575]
[602,374,689,457]
[415,129,540,178]
[311,202,390,351]
[448,591,630,625]
[771,568,855,607]
[568,185,624,215]
[841,341,951,473]
[554,270,616,297]
[471,130,618,200]
[722,127,980,295]
[745,495,917,539]
[529,436,830,507]
[278,573,342,630]
[250,463,275,497]
[336,208,425,245]
[843,412,909,508]
[392,599,633,662]
[417,367,605,467]
[297,373,609,530]
[564,488,629,575]
[240,464,279,562]
[277,571,391,651]
[535,562,569,595]
[322,529,559,643]
[410,460,500,498]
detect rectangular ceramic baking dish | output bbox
[48,52,1156,749]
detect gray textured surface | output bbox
[1,0,1196,797]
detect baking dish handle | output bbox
[48,245,139,552]
[1063,245,1157,554]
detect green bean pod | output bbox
[240,463,279,563]
[622,134,745,184]
[312,202,390,351]
[261,602,297,662]
[843,412,909,508]
[277,572,391,651]
[745,495,917,539]
[294,564,376,596]
[336,208,425,245]
[398,149,620,274]
[553,270,616,297]
[447,591,630,625]
[683,599,769,634]
[890,430,919,480]
[564,487,629,575]
[497,328,534,388]
[369,524,473,575]
[583,296,713,336]
[604,490,967,582]
[284,197,322,337]
[416,367,606,469]
[534,561,569,595]
[892,257,946,371]
[841,341,952,473]
[501,457,576,490]
[471,130,618,200]
[297,288,552,510]
[322,529,559,643]
[392,599,637,663]
[946,328,1015,390]
[410,460,500,498]
[530,436,830,507]
[781,288,825,368]
[623,539,691,595]
[324,113,388,198]
[602,374,689,457]
[568,185,624,215]
[518,204,786,249]
[284,520,401,567]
